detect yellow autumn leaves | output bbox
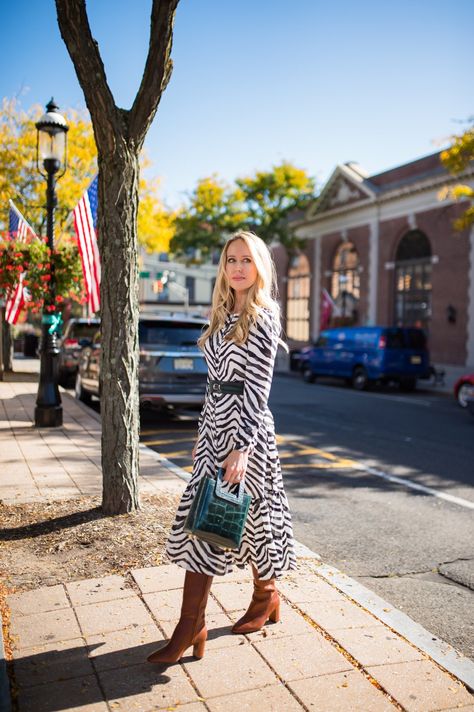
[0,98,175,253]
[439,121,474,231]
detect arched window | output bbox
[331,242,360,322]
[394,230,432,329]
[286,253,310,341]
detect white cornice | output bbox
[296,168,474,235]
[308,163,377,218]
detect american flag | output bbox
[5,202,37,324]
[73,175,100,314]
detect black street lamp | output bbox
[34,99,69,428]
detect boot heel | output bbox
[269,600,280,623]
[192,628,207,659]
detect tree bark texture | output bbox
[56,0,179,513]
[98,148,140,513]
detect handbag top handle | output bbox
[214,466,246,505]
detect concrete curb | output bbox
[0,611,12,712]
[314,563,474,692]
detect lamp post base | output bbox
[35,325,63,429]
[35,405,63,428]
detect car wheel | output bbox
[400,378,416,392]
[457,383,472,408]
[302,367,315,383]
[352,366,369,391]
[75,373,92,405]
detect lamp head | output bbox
[36,98,69,177]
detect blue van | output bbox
[299,326,430,391]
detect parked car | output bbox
[299,326,430,391]
[453,373,474,408]
[58,318,100,387]
[75,314,208,410]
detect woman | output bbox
[147,231,296,665]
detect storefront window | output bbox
[394,230,432,329]
[331,242,360,323]
[286,253,310,341]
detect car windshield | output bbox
[139,321,205,347]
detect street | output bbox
[139,373,474,660]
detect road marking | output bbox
[278,433,474,510]
[152,449,190,458]
[284,461,356,470]
[140,429,191,436]
[349,391,434,407]
[141,436,194,446]
[355,464,474,510]
[142,429,474,510]
[291,382,435,407]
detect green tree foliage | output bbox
[170,175,244,261]
[234,162,315,247]
[440,120,474,230]
[170,162,316,260]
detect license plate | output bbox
[410,355,422,364]
[174,358,194,371]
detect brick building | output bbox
[273,151,474,367]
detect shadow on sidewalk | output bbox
[0,507,106,541]
[8,630,232,711]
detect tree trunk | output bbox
[55,0,179,514]
[99,147,141,513]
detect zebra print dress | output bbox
[166,307,296,580]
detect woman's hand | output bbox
[221,449,248,484]
[192,439,198,461]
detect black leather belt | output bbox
[208,379,245,395]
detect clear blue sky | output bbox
[2,0,473,207]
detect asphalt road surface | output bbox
[138,374,474,659]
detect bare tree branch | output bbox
[55,0,121,151]
[129,0,179,146]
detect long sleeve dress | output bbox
[165,307,296,580]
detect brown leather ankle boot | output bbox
[232,571,280,634]
[147,571,213,664]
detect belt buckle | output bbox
[212,381,221,393]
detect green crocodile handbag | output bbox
[184,467,251,550]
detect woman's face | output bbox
[225,238,258,296]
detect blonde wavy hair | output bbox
[198,231,285,348]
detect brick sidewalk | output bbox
[1,374,474,711]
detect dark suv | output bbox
[58,318,100,387]
[75,314,208,410]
